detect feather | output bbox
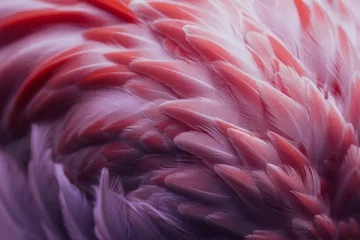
[151,19,193,53]
[164,167,235,203]
[252,170,290,221]
[124,78,177,101]
[304,81,328,164]
[292,218,317,239]
[291,192,324,216]
[265,164,305,195]
[345,73,360,139]
[160,98,241,130]
[28,125,70,239]
[84,26,156,48]
[214,164,265,214]
[130,59,214,98]
[55,164,97,240]
[245,230,286,240]
[86,0,139,23]
[0,149,46,240]
[293,0,311,30]
[174,131,239,167]
[212,61,266,128]
[94,169,164,240]
[0,202,25,240]
[228,128,280,169]
[268,131,308,170]
[147,1,200,22]
[6,43,93,132]
[267,34,310,77]
[205,211,257,237]
[259,82,311,148]
[78,65,136,89]
[313,214,337,240]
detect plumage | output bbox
[1,0,360,239]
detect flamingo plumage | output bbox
[0,0,360,239]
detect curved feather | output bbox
[55,164,97,240]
